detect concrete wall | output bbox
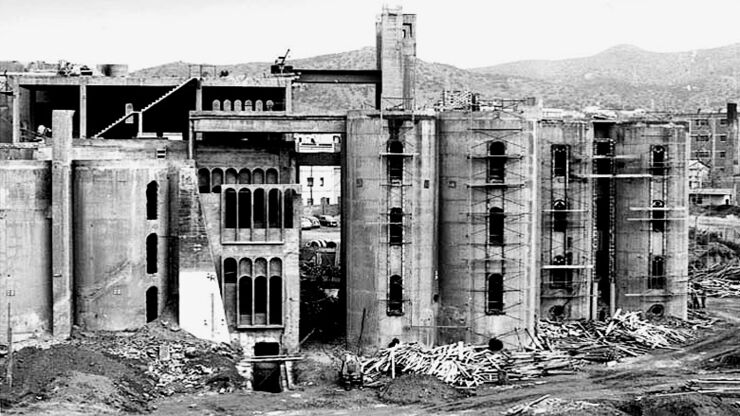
[537,121,594,320]
[0,161,52,341]
[73,160,173,330]
[343,111,437,352]
[436,112,537,348]
[614,123,688,319]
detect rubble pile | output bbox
[690,261,740,297]
[362,342,577,388]
[74,322,243,395]
[538,309,696,362]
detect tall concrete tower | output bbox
[376,7,416,111]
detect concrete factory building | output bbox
[0,6,689,368]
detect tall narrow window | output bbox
[552,199,567,232]
[552,145,569,177]
[254,276,267,324]
[198,168,210,193]
[487,273,504,315]
[239,276,252,323]
[283,189,294,228]
[146,287,158,322]
[270,276,282,324]
[649,255,666,289]
[652,200,665,232]
[388,275,403,315]
[224,189,237,228]
[651,145,666,176]
[238,189,251,228]
[253,189,265,228]
[146,181,158,220]
[211,168,223,193]
[489,207,504,246]
[268,189,282,228]
[488,142,506,182]
[146,233,158,274]
[224,258,237,283]
[389,207,403,245]
[388,139,404,183]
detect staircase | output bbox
[92,77,197,138]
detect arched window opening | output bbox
[224,189,237,228]
[652,200,665,232]
[223,99,232,111]
[489,207,504,246]
[388,275,403,315]
[211,168,224,193]
[253,189,265,228]
[269,276,282,324]
[223,257,237,284]
[238,189,251,228]
[268,189,282,228]
[225,168,237,184]
[146,233,158,274]
[389,207,403,245]
[244,100,253,111]
[649,255,666,289]
[239,276,252,321]
[266,168,278,184]
[252,168,264,185]
[254,276,267,324]
[388,139,404,183]
[234,100,243,111]
[651,145,667,176]
[212,99,221,111]
[552,199,567,232]
[146,181,158,220]
[552,145,569,177]
[146,286,158,323]
[266,100,274,111]
[283,189,294,228]
[198,168,210,193]
[487,273,504,315]
[239,258,252,277]
[488,142,506,182]
[237,168,251,184]
[255,100,264,111]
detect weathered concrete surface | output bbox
[191,113,346,134]
[51,110,74,338]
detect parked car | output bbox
[301,217,313,230]
[319,215,338,227]
[306,216,321,228]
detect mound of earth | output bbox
[378,374,464,405]
[619,394,737,416]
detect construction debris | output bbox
[690,261,740,298]
[362,310,704,388]
[686,377,740,395]
[537,309,698,362]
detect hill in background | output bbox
[133,43,740,112]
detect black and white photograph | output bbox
[2,0,740,414]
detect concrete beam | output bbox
[190,112,347,134]
[51,110,74,339]
[293,69,381,84]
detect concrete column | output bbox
[11,84,19,143]
[79,83,87,138]
[51,110,75,339]
[284,82,292,113]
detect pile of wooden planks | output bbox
[361,341,576,388]
[685,377,740,395]
[690,261,740,297]
[537,309,696,362]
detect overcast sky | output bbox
[3,0,740,70]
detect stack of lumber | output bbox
[690,261,740,297]
[685,377,740,395]
[537,309,695,362]
[361,341,575,388]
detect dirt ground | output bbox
[5,298,740,415]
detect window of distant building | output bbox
[552,145,569,177]
[720,134,728,142]
[719,151,727,158]
[388,275,403,315]
[694,119,709,127]
[486,273,504,315]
